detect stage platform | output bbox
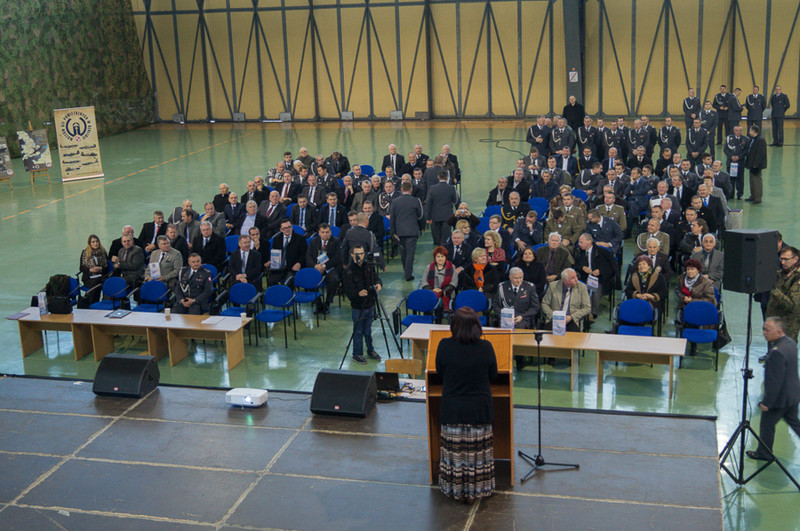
[0,376,721,530]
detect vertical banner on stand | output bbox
[54,106,104,182]
[17,129,53,172]
[0,137,14,178]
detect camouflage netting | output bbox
[0,0,153,157]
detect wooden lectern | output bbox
[425,329,514,485]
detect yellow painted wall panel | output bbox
[632,2,666,116]
[149,14,181,119]
[429,3,460,117]
[368,6,402,117]
[397,5,428,117]
[665,3,699,117]
[699,1,733,103]
[520,1,554,116]
[734,0,767,93]
[768,0,800,98]
[458,2,490,116]
[599,0,633,116]
[488,2,521,116]
[283,9,315,120]
[549,0,567,115]
[204,13,236,119]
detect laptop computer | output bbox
[374,371,400,392]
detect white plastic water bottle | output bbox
[37,292,49,315]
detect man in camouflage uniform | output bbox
[766,246,800,342]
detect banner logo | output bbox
[59,110,93,142]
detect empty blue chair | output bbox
[378,171,387,178]
[360,164,375,176]
[532,243,547,252]
[528,197,549,219]
[337,178,344,187]
[225,235,240,254]
[678,301,720,370]
[330,225,341,238]
[256,285,295,347]
[400,289,440,329]
[293,268,324,326]
[132,280,169,313]
[483,205,502,217]
[286,202,298,219]
[454,290,489,325]
[476,217,491,235]
[615,298,656,336]
[89,277,129,310]
[571,188,589,203]
[220,282,260,343]
[292,225,306,236]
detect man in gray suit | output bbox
[425,170,459,246]
[691,234,724,290]
[177,209,201,250]
[747,317,800,461]
[112,234,145,289]
[390,182,424,281]
[144,235,183,290]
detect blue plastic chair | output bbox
[679,301,720,370]
[571,188,589,203]
[256,285,295,347]
[528,197,549,219]
[616,299,656,336]
[225,235,240,254]
[532,243,547,252]
[286,202,297,219]
[483,205,502,217]
[360,164,375,176]
[89,277,130,310]
[220,282,260,344]
[292,225,306,236]
[132,280,169,313]
[330,225,341,238]
[400,289,440,329]
[382,216,393,258]
[454,290,489,325]
[337,178,344,187]
[293,268,324,326]
[476,217,491,235]
[378,171,387,178]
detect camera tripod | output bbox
[339,258,404,369]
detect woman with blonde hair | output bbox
[80,234,109,304]
[482,230,506,268]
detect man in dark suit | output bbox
[390,182,424,281]
[769,85,791,146]
[228,235,263,289]
[172,254,213,315]
[425,171,459,246]
[325,151,351,178]
[267,220,307,286]
[746,317,800,461]
[422,156,446,191]
[242,180,268,206]
[109,225,144,258]
[318,192,348,228]
[166,225,190,262]
[443,229,472,274]
[382,144,405,176]
[362,202,386,249]
[577,146,600,172]
[112,234,145,289]
[306,223,342,313]
[507,169,531,202]
[700,101,718,159]
[486,177,511,206]
[723,124,749,199]
[686,118,710,166]
[213,183,231,214]
[234,200,268,237]
[301,174,327,209]
[442,144,461,182]
[668,171,695,211]
[696,184,726,232]
[338,175,357,211]
[531,170,559,200]
[626,146,652,170]
[555,146,578,177]
[585,210,624,255]
[275,172,301,205]
[575,233,618,317]
[257,191,288,238]
[139,210,167,254]
[192,221,227,270]
[289,195,319,234]
[224,193,246,232]
[536,232,574,283]
[493,268,541,329]
[745,86,767,132]
[746,125,768,204]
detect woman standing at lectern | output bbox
[436,307,498,502]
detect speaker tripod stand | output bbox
[718,293,800,490]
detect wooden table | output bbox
[400,323,587,391]
[400,323,686,397]
[16,308,251,370]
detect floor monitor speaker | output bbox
[723,229,779,294]
[93,354,160,398]
[310,369,376,417]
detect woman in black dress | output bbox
[436,307,498,502]
[512,247,547,300]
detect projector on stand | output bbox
[226,388,268,407]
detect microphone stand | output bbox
[483,329,580,482]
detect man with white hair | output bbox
[541,267,592,332]
[382,144,404,175]
[493,267,540,329]
[109,225,143,258]
[536,232,575,282]
[691,233,724,289]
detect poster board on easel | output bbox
[53,106,104,182]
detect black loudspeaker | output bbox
[93,354,160,398]
[310,369,377,418]
[723,229,779,294]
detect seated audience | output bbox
[624,254,668,311]
[493,267,540,328]
[540,268,592,331]
[228,234,262,289]
[676,258,717,311]
[145,235,183,290]
[483,230,507,268]
[513,247,547,300]
[459,248,502,301]
[112,234,145,289]
[423,246,459,312]
[513,210,543,251]
[191,221,227,270]
[80,234,109,304]
[690,233,724,290]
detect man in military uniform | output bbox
[493,267,541,329]
[658,116,682,155]
[600,121,626,161]
[769,85,791,146]
[765,246,800,342]
[683,87,701,129]
[700,101,718,159]
[713,84,732,143]
[627,119,650,158]
[597,189,627,233]
[576,116,600,158]
[745,86,767,132]
[526,115,551,157]
[172,253,213,314]
[723,125,749,200]
[686,118,710,167]
[727,88,743,136]
[549,116,575,154]
[544,209,581,248]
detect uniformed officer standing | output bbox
[769,85,791,147]
[683,88,701,129]
[700,101,718,159]
[723,125,749,200]
[713,84,732,143]
[745,86,767,132]
[173,253,213,314]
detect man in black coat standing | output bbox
[745,125,768,204]
[390,182,424,281]
[562,95,585,132]
[425,171,459,246]
[746,317,800,461]
[769,85,791,147]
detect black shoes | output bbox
[746,450,773,461]
[405,275,415,281]
[745,197,755,202]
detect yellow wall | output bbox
[133,0,798,121]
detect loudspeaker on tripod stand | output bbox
[723,229,779,293]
